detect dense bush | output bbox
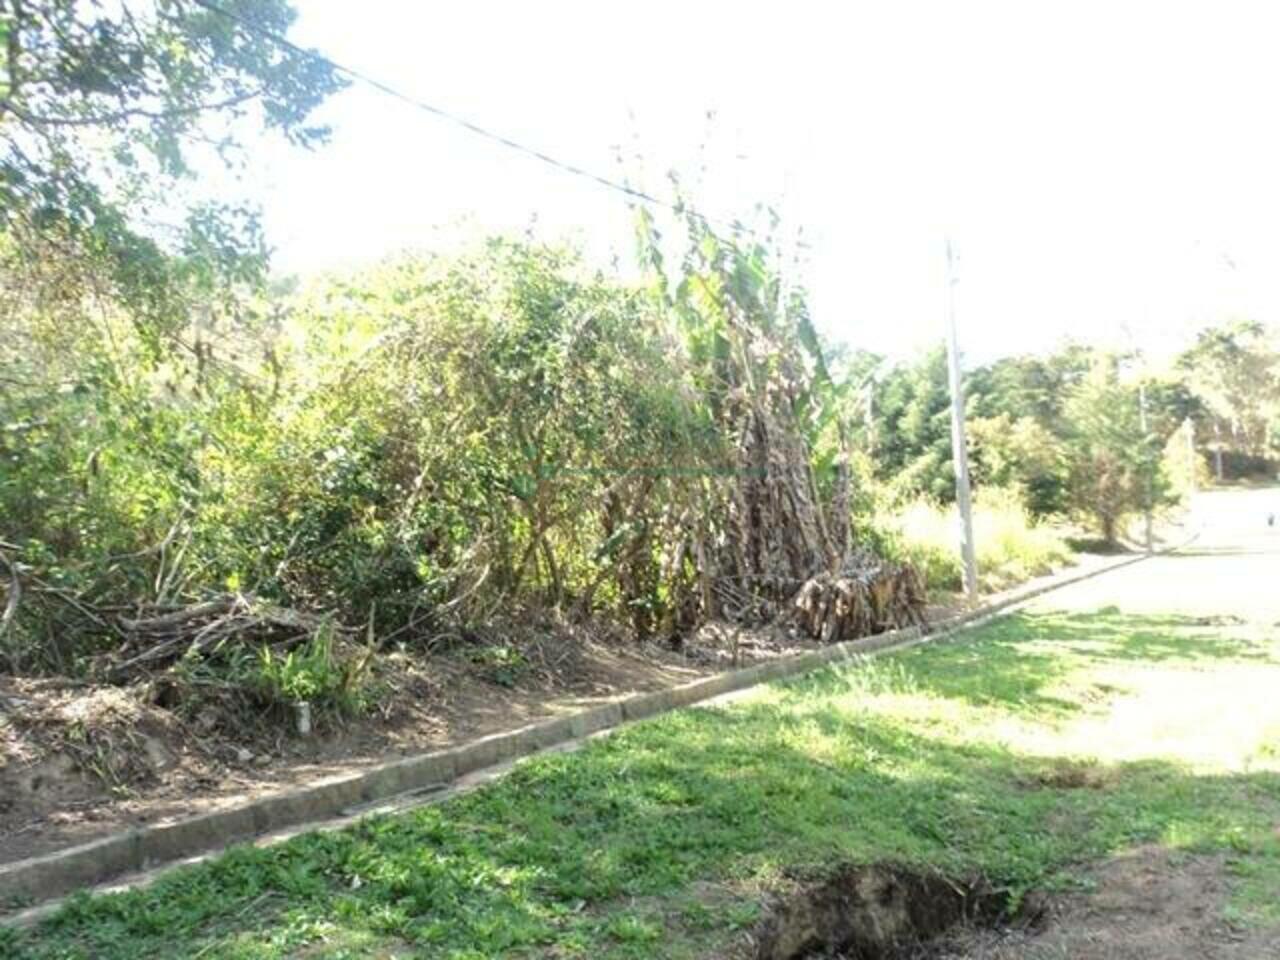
[0,241,712,669]
[4,224,922,683]
[279,243,720,633]
[1214,451,1278,480]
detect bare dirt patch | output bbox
[737,849,1280,960]
[0,627,761,866]
[926,847,1280,960]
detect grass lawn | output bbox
[5,606,1279,959]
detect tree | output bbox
[1176,320,1280,465]
[0,0,343,349]
[871,347,954,502]
[963,346,1094,515]
[866,343,1096,509]
[1061,357,1168,543]
[968,413,1068,516]
[967,344,1093,432]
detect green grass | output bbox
[4,608,1279,959]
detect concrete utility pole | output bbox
[944,239,979,603]
[1212,421,1225,481]
[1138,376,1154,553]
[1184,418,1197,495]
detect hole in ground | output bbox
[751,863,1040,960]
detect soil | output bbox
[925,847,1280,960]
[737,864,1013,960]
[734,848,1280,959]
[0,621,799,866]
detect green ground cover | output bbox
[6,606,1279,960]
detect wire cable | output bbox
[191,0,777,243]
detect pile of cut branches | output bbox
[103,595,343,682]
[0,552,347,682]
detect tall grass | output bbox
[886,487,1074,594]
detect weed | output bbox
[467,645,529,688]
[256,622,372,716]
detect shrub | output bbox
[1214,450,1277,481]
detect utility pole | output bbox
[1184,417,1197,495]
[1137,376,1154,553]
[1212,421,1224,481]
[944,239,979,603]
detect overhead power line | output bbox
[191,0,780,245]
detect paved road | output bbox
[1012,485,1280,775]
[1027,485,1280,626]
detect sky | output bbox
[244,0,1280,363]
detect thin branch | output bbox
[6,87,265,129]
[27,574,124,637]
[0,546,20,637]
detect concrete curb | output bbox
[0,543,1173,924]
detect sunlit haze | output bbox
[251,1,1280,362]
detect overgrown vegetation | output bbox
[1,221,933,692]
[5,603,1277,958]
[3,10,932,699]
[3,8,1279,955]
[3,0,1278,729]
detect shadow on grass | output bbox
[13,680,1280,960]
[1064,537,1133,555]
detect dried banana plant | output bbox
[711,398,925,642]
[793,560,927,643]
[648,208,927,643]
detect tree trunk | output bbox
[1101,514,1117,545]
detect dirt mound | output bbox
[1,680,180,814]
